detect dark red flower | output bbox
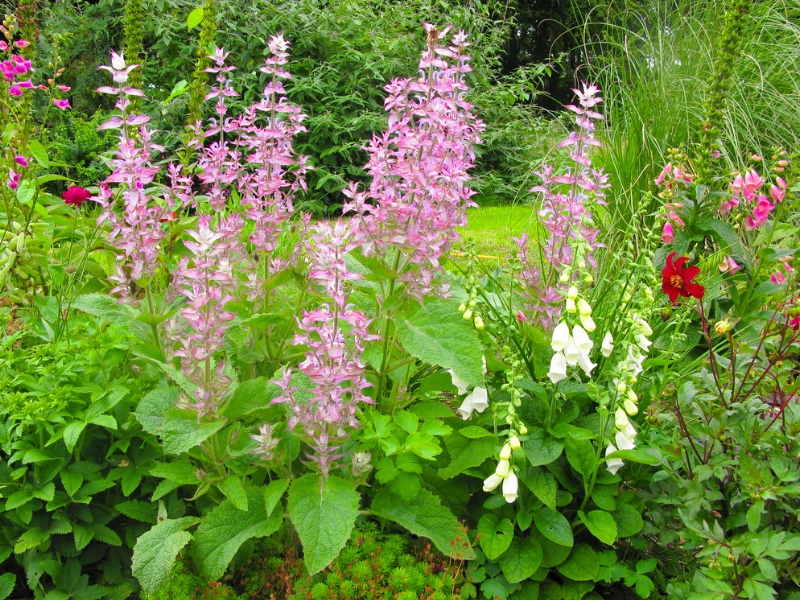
[662,252,705,304]
[62,186,91,207]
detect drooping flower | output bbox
[457,387,489,419]
[52,98,70,110]
[62,186,92,207]
[661,252,705,304]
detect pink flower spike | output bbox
[771,271,786,284]
[770,183,785,203]
[0,41,8,51]
[661,221,674,243]
[14,40,30,48]
[14,156,28,168]
[53,98,71,109]
[654,164,672,186]
[9,86,22,97]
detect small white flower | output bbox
[483,473,503,492]
[615,427,636,451]
[616,379,627,393]
[571,325,593,354]
[110,50,126,71]
[626,389,639,404]
[634,315,653,337]
[614,408,629,429]
[509,435,521,450]
[448,370,470,395]
[495,459,511,478]
[502,470,519,503]
[551,321,570,352]
[580,313,596,332]
[637,333,652,351]
[548,351,568,384]
[566,297,577,313]
[577,298,592,316]
[605,443,624,475]
[499,443,512,461]
[457,387,489,420]
[623,398,638,416]
[567,285,579,300]
[601,332,614,358]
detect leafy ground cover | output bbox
[1,2,800,600]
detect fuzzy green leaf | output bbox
[520,466,557,510]
[565,437,596,478]
[132,517,196,594]
[115,500,157,523]
[192,488,282,580]
[288,474,359,575]
[63,422,87,453]
[524,428,564,466]
[160,416,225,455]
[218,476,248,511]
[438,434,495,480]
[0,573,14,600]
[396,299,484,388]
[372,487,475,560]
[135,386,179,435]
[71,293,134,323]
[224,377,281,420]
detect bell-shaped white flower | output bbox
[571,325,593,354]
[551,321,570,352]
[637,333,652,351]
[483,473,503,492]
[614,408,629,429]
[615,426,636,451]
[495,459,511,478]
[605,443,624,475]
[448,369,470,395]
[577,352,596,377]
[502,470,519,503]
[499,443,512,460]
[580,313,596,332]
[601,332,614,357]
[577,298,592,316]
[564,335,580,366]
[634,315,653,337]
[548,351,568,384]
[457,387,489,420]
[623,398,639,416]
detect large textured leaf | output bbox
[135,386,178,435]
[579,510,617,545]
[71,293,134,323]
[499,537,543,583]
[224,377,281,420]
[477,514,514,560]
[438,433,495,480]
[288,474,359,575]
[160,416,225,455]
[371,487,475,560]
[556,543,599,582]
[192,488,282,580]
[396,299,484,388]
[532,507,574,547]
[132,517,196,594]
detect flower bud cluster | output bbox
[482,437,520,503]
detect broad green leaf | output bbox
[16,180,36,206]
[371,487,475,560]
[132,517,196,594]
[556,543,599,582]
[71,293,134,323]
[459,426,493,439]
[499,536,543,583]
[477,514,514,560]
[579,510,617,545]
[532,507,573,547]
[394,410,419,434]
[264,479,289,516]
[481,579,510,600]
[524,428,564,466]
[224,377,280,420]
[0,573,14,600]
[150,461,201,485]
[396,299,484,388]
[163,80,188,104]
[288,474,359,575]
[88,414,117,429]
[604,449,658,465]
[115,500,157,523]
[136,386,179,434]
[438,434,495,480]
[565,437,596,478]
[613,502,644,538]
[14,528,49,554]
[192,488,282,580]
[187,7,204,29]
[520,466,558,510]
[218,476,248,511]
[28,139,49,166]
[746,501,764,532]
[160,416,225,454]
[34,296,59,324]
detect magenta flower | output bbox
[6,169,20,190]
[62,186,92,206]
[8,86,22,97]
[53,98,70,110]
[662,221,675,243]
[13,156,28,168]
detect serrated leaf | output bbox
[288,474,359,575]
[150,461,201,484]
[579,510,617,545]
[371,487,474,560]
[477,514,514,560]
[532,507,573,547]
[116,500,157,523]
[135,386,179,434]
[187,7,204,29]
[14,528,49,554]
[396,299,484,388]
[499,536,543,583]
[224,377,280,420]
[73,524,93,552]
[264,479,289,516]
[556,543,599,582]
[132,517,196,594]
[218,476,248,511]
[161,416,224,454]
[71,293,134,323]
[63,422,87,453]
[88,414,117,429]
[394,410,419,434]
[192,488,282,580]
[0,573,15,600]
